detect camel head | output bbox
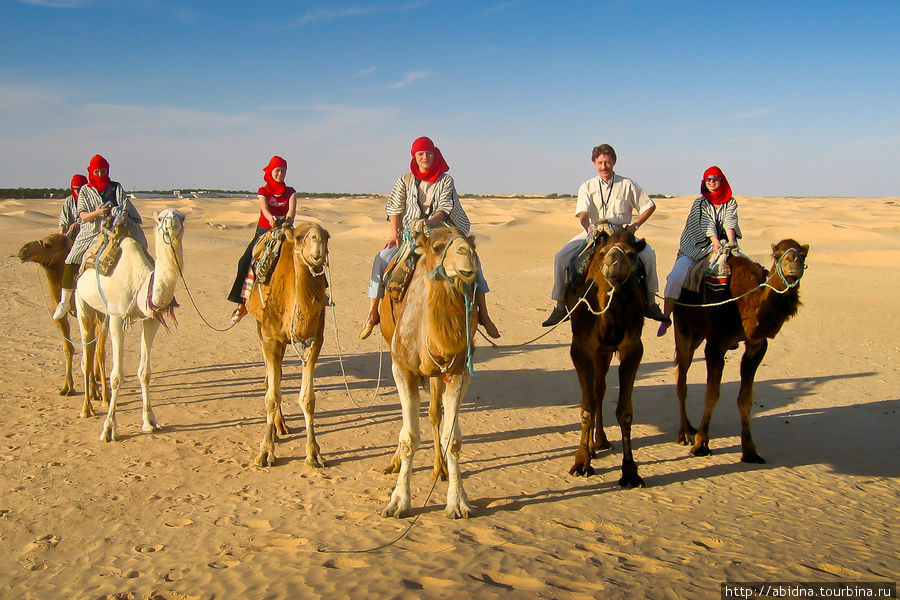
[415,226,478,291]
[771,239,809,283]
[17,233,72,266]
[288,222,330,275]
[154,208,186,243]
[595,231,645,288]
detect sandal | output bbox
[230,304,247,325]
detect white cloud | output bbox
[355,67,377,78]
[18,0,92,7]
[290,1,432,27]
[384,70,431,90]
[729,107,777,120]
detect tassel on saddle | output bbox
[82,214,128,276]
[384,220,429,302]
[252,226,288,286]
[569,221,616,288]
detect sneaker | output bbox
[656,321,671,337]
[644,302,671,323]
[359,314,379,340]
[52,299,71,321]
[229,304,247,325]
[541,305,569,327]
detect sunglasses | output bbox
[704,176,723,183]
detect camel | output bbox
[565,230,647,488]
[245,222,330,469]
[75,208,186,442]
[18,233,108,414]
[673,239,809,463]
[378,225,479,519]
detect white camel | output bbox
[75,208,185,442]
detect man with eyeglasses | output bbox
[542,143,669,327]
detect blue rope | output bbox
[464,282,476,376]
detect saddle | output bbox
[383,219,429,302]
[684,246,739,295]
[82,214,128,277]
[568,221,618,288]
[239,222,290,304]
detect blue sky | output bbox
[1,0,897,196]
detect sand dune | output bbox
[0,193,897,599]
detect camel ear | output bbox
[632,238,647,252]
[771,243,778,257]
[800,244,809,257]
[284,228,295,243]
[153,211,159,222]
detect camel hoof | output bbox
[590,441,612,457]
[432,468,448,482]
[60,386,76,396]
[276,423,290,436]
[676,432,692,445]
[619,473,646,489]
[690,445,712,457]
[380,501,410,519]
[381,463,401,475]
[306,454,326,468]
[444,503,473,519]
[255,451,276,468]
[81,406,95,419]
[99,428,116,443]
[142,423,161,433]
[741,453,766,464]
[568,462,595,477]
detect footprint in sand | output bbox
[322,557,368,569]
[148,592,204,600]
[18,556,46,571]
[242,519,273,530]
[135,544,165,553]
[164,568,187,582]
[207,559,241,569]
[269,537,309,549]
[31,534,60,550]
[693,536,726,550]
[403,576,456,590]
[164,519,194,528]
[471,571,544,591]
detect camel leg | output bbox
[441,372,473,519]
[591,352,613,455]
[264,373,290,437]
[298,336,325,468]
[137,319,161,432]
[76,308,96,418]
[429,377,448,481]
[54,315,76,396]
[381,363,421,519]
[737,340,768,464]
[256,338,286,467]
[691,341,725,457]
[616,337,645,488]
[568,341,602,476]
[674,327,702,445]
[96,320,110,408]
[100,316,125,442]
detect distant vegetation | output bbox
[0,188,69,199]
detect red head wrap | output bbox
[410,137,450,183]
[87,155,111,193]
[259,155,294,198]
[701,166,733,206]
[71,174,88,199]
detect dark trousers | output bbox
[228,225,268,304]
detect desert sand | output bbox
[1,191,897,599]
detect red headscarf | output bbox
[701,166,733,206]
[71,174,88,199]
[87,155,111,193]
[258,155,295,198]
[410,137,450,183]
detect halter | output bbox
[158,210,183,246]
[426,234,466,290]
[770,247,806,291]
[297,226,327,277]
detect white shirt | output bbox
[575,173,654,227]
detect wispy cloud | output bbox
[482,1,517,16]
[729,107,776,120]
[290,1,432,27]
[384,70,431,90]
[355,67,377,78]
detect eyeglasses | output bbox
[704,176,723,183]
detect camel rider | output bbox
[359,136,500,340]
[52,155,148,320]
[542,143,669,327]
[58,174,88,238]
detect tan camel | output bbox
[76,209,185,441]
[673,239,809,463]
[18,232,108,414]
[379,225,479,519]
[245,222,330,468]
[566,230,647,487]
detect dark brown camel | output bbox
[378,225,479,518]
[566,230,647,488]
[673,239,809,463]
[18,232,108,414]
[245,222,330,468]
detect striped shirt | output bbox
[385,172,471,235]
[58,194,80,237]
[677,196,741,261]
[66,182,148,265]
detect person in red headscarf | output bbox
[657,165,741,335]
[52,155,148,320]
[227,155,297,323]
[58,174,88,237]
[358,136,500,339]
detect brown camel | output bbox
[379,225,479,519]
[566,230,647,488]
[245,222,330,468]
[673,239,809,463]
[18,232,108,414]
